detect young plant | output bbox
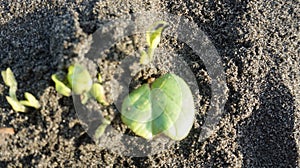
[1,68,40,112]
[121,74,194,140]
[51,64,108,106]
[121,21,195,141]
[140,21,169,64]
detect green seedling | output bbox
[1,67,17,100]
[121,74,195,140]
[67,64,93,95]
[52,64,109,106]
[51,74,71,97]
[1,68,40,112]
[94,118,111,141]
[140,21,169,64]
[5,96,26,112]
[19,92,41,109]
[90,83,109,106]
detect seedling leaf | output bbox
[140,21,168,64]
[1,68,17,88]
[145,21,168,60]
[121,73,194,140]
[97,74,103,83]
[139,50,150,65]
[6,96,27,112]
[67,64,93,95]
[19,92,41,109]
[51,74,71,97]
[90,83,109,106]
[94,118,111,140]
[163,76,195,140]
[1,68,18,99]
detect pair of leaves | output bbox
[1,68,40,112]
[52,64,108,105]
[121,73,195,141]
[52,64,93,97]
[140,21,169,64]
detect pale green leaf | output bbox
[19,92,40,109]
[94,118,111,140]
[121,73,193,140]
[90,83,109,106]
[1,68,17,99]
[67,64,93,95]
[6,96,27,112]
[139,50,150,65]
[97,74,103,83]
[145,21,168,59]
[163,75,195,140]
[51,74,72,97]
[1,68,17,88]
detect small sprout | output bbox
[139,50,150,65]
[1,68,17,100]
[19,92,41,109]
[90,83,109,106]
[1,68,17,88]
[97,73,103,83]
[94,118,111,140]
[80,92,90,105]
[67,64,93,95]
[121,74,195,140]
[6,96,27,112]
[51,74,71,97]
[140,21,169,64]
[2,67,40,112]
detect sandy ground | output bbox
[0,0,299,167]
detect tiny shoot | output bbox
[1,68,41,112]
[140,21,169,64]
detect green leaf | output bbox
[121,73,194,140]
[94,118,111,140]
[1,68,17,99]
[6,96,27,112]
[163,76,195,140]
[97,74,103,83]
[1,68,17,88]
[90,83,109,106]
[139,50,150,65]
[51,74,71,97]
[67,64,93,95]
[145,21,168,59]
[19,92,41,109]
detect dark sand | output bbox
[0,0,299,167]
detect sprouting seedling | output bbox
[51,64,109,106]
[90,83,109,106]
[94,117,111,141]
[140,21,169,64]
[67,64,93,95]
[51,74,71,97]
[122,21,195,140]
[121,73,195,140]
[1,68,41,112]
[1,67,17,100]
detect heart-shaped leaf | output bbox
[67,64,93,95]
[121,73,194,140]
